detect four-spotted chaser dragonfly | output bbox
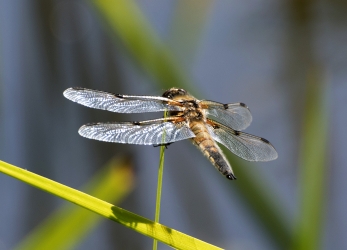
[64,87,278,180]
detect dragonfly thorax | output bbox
[181,100,204,121]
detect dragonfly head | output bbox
[162,88,187,99]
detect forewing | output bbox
[78,118,195,145]
[201,100,252,131]
[206,120,278,161]
[63,87,182,113]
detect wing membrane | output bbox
[78,118,195,145]
[201,100,252,131]
[207,120,277,161]
[63,87,182,113]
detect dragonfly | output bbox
[63,87,278,180]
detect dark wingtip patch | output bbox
[260,137,270,144]
[223,104,229,109]
[226,174,237,180]
[132,121,141,125]
[234,130,241,136]
[114,93,123,98]
[240,102,247,107]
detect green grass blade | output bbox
[0,160,223,250]
[14,157,134,250]
[90,0,191,91]
[292,68,329,250]
[169,0,213,66]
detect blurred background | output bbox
[0,0,346,249]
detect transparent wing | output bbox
[206,119,278,161]
[200,100,252,131]
[78,118,195,145]
[63,87,182,113]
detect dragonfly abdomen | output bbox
[190,121,236,180]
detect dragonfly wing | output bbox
[206,120,277,161]
[63,87,182,113]
[78,118,195,145]
[201,100,252,131]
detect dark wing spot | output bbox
[240,102,247,107]
[132,121,141,125]
[260,137,270,143]
[223,104,229,109]
[114,94,124,98]
[234,130,240,136]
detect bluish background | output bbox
[1,0,346,249]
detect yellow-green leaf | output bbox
[0,160,223,250]
[14,157,134,250]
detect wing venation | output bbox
[206,120,277,161]
[201,100,252,131]
[63,87,182,113]
[78,118,195,145]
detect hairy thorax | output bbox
[162,88,205,124]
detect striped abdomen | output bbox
[189,121,236,180]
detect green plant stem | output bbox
[155,146,165,222]
[153,110,168,250]
[153,145,166,250]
